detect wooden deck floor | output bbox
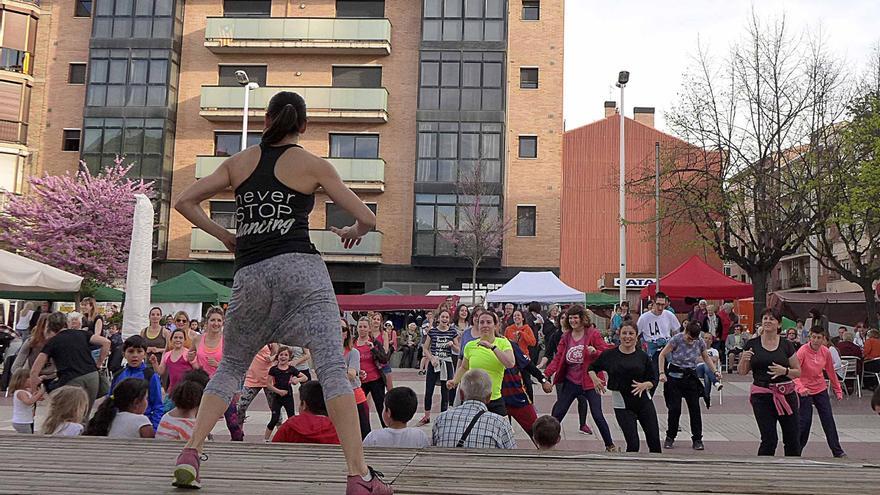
[1,434,879,494]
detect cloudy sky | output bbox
[563,0,880,132]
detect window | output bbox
[91,0,174,39]
[62,129,81,151]
[423,0,504,42]
[81,118,167,178]
[414,193,501,256]
[223,0,271,17]
[218,65,267,87]
[332,66,382,88]
[87,48,176,107]
[417,122,503,183]
[520,68,538,89]
[329,134,379,159]
[516,206,536,236]
[326,203,377,230]
[75,0,92,17]
[210,201,237,229]
[518,136,537,158]
[214,131,262,156]
[69,63,87,84]
[336,0,385,18]
[419,52,504,111]
[522,0,540,20]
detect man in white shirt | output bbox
[638,292,681,373]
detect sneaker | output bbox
[346,466,393,495]
[604,444,620,453]
[579,424,593,435]
[418,370,426,376]
[834,453,847,458]
[714,382,723,391]
[172,448,207,489]
[664,438,675,449]
[692,440,704,450]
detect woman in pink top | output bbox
[237,343,279,427]
[155,328,194,394]
[354,316,386,428]
[795,326,845,457]
[189,307,243,441]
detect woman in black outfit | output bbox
[588,322,661,453]
[738,308,802,456]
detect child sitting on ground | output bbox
[10,368,45,434]
[85,378,155,438]
[363,386,429,448]
[41,385,89,436]
[532,415,561,450]
[272,381,339,444]
[112,335,164,430]
[156,380,204,441]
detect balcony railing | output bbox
[200,86,388,123]
[0,48,32,75]
[195,155,385,191]
[0,119,28,145]
[204,17,392,55]
[190,228,382,262]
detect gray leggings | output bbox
[205,253,349,406]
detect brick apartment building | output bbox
[561,102,721,307]
[18,0,564,293]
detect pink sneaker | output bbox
[579,424,593,435]
[172,448,207,489]
[346,466,393,495]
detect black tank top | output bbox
[233,143,317,272]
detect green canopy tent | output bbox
[364,287,401,295]
[150,270,231,304]
[584,292,619,309]
[781,316,797,331]
[0,284,125,302]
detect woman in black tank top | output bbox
[172,91,391,493]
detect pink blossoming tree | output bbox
[0,158,154,285]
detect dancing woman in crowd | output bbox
[342,319,371,439]
[589,322,661,453]
[265,346,308,441]
[739,308,801,457]
[448,311,515,416]
[173,91,391,493]
[452,304,472,367]
[657,321,720,450]
[355,316,389,428]
[545,305,617,452]
[237,343,278,426]
[795,326,846,457]
[369,311,395,390]
[419,309,458,425]
[11,313,56,385]
[154,328,194,396]
[141,307,170,367]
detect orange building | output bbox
[561,102,720,306]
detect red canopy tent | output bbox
[336,294,459,311]
[641,255,753,300]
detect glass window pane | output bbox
[127,85,146,106]
[215,133,239,156]
[481,160,501,182]
[146,86,166,106]
[437,205,456,230]
[115,0,133,15]
[416,160,437,182]
[416,205,435,230]
[149,59,168,84]
[423,20,441,41]
[152,17,172,38]
[482,133,500,158]
[463,20,483,41]
[483,62,502,87]
[420,88,440,109]
[106,86,126,106]
[444,0,462,17]
[140,155,163,178]
[415,232,435,256]
[436,236,454,256]
[519,136,537,158]
[460,88,480,110]
[336,0,385,18]
[424,0,442,17]
[482,89,502,109]
[522,2,540,20]
[124,127,144,153]
[96,0,113,15]
[418,132,437,158]
[155,0,172,15]
[354,136,379,158]
[131,59,148,83]
[439,88,459,110]
[133,18,152,38]
[87,85,106,106]
[102,127,122,153]
[135,0,153,15]
[442,20,461,41]
[441,62,459,87]
[460,133,479,158]
[112,19,132,38]
[93,18,112,37]
[143,128,163,153]
[517,206,536,236]
[437,160,456,182]
[420,62,439,86]
[90,59,108,83]
[438,133,457,158]
[486,0,503,18]
[108,60,127,83]
[83,128,102,153]
[484,20,503,41]
[462,62,480,87]
[464,0,483,18]
[330,135,355,158]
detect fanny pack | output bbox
[769,381,796,396]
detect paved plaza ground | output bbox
[2,369,877,459]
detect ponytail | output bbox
[262,91,307,145]
[84,378,149,436]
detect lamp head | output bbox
[234,70,249,85]
[617,70,630,85]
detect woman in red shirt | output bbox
[354,317,386,428]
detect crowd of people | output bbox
[3,293,878,462]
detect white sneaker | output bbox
[714,382,723,391]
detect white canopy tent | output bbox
[485,271,585,304]
[0,249,84,293]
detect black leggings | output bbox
[356,401,371,440]
[425,361,455,412]
[750,391,801,456]
[267,392,295,430]
[614,399,662,453]
[361,379,386,428]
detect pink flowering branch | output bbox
[0,156,155,285]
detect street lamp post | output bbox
[617,71,629,306]
[234,70,260,151]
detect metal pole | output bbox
[241,86,250,152]
[655,141,660,292]
[618,86,627,306]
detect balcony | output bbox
[0,119,28,145]
[200,86,388,123]
[204,17,392,55]
[195,156,385,192]
[190,228,382,263]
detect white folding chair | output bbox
[840,356,862,398]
